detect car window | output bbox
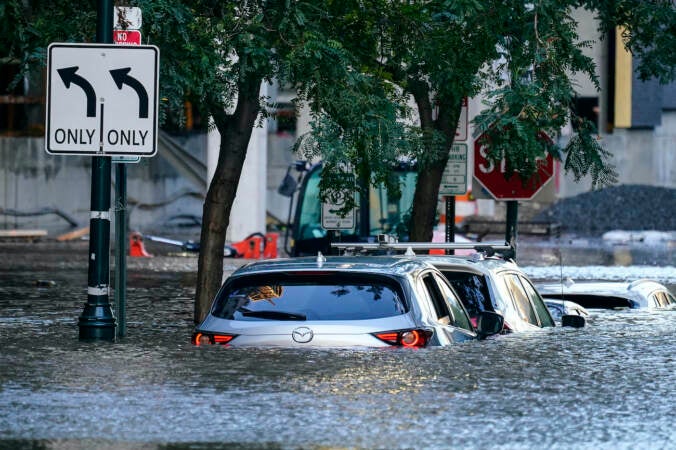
[653,292,672,308]
[545,302,564,320]
[519,275,555,327]
[650,293,662,307]
[212,273,408,321]
[421,273,451,325]
[666,292,676,306]
[434,274,473,331]
[502,274,539,325]
[442,271,493,318]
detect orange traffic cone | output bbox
[129,232,152,257]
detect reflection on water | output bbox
[0,259,675,450]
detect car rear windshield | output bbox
[211,272,409,321]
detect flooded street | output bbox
[0,243,674,449]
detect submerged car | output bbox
[419,254,559,332]
[543,299,590,321]
[537,279,676,310]
[192,255,504,348]
[332,239,585,331]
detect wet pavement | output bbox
[0,241,674,449]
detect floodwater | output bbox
[0,243,675,450]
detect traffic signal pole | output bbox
[78,0,115,341]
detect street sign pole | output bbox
[112,8,142,339]
[440,143,468,251]
[114,163,127,338]
[79,0,115,341]
[444,196,455,254]
[473,133,554,261]
[505,200,518,260]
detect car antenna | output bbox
[555,228,565,301]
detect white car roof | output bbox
[536,279,673,308]
[413,254,523,277]
[538,279,669,296]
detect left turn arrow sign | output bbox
[57,66,97,117]
[110,67,149,118]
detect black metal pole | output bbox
[505,200,518,260]
[445,196,455,254]
[114,163,127,338]
[79,0,115,341]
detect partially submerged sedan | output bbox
[192,255,504,348]
[537,279,676,310]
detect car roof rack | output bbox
[331,234,514,259]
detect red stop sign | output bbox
[473,133,554,200]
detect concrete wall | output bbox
[557,111,676,199]
[0,135,206,236]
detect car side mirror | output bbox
[561,314,586,328]
[476,311,504,338]
[277,170,297,197]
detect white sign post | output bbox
[321,189,355,230]
[440,143,468,195]
[45,43,159,156]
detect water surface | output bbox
[0,250,674,450]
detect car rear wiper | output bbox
[239,309,307,321]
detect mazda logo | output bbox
[292,326,314,343]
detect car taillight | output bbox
[373,329,433,348]
[191,332,236,346]
[502,321,512,334]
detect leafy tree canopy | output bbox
[3,0,673,193]
[3,0,674,319]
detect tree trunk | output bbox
[194,78,262,324]
[409,87,463,242]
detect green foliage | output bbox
[592,0,676,83]
[564,119,619,189]
[472,1,604,185]
[293,71,415,215]
[0,0,96,89]
[1,0,674,196]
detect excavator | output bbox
[279,160,418,257]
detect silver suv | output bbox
[333,239,584,331]
[423,255,558,332]
[192,254,504,348]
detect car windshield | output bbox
[211,273,408,321]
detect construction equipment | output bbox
[135,232,279,259]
